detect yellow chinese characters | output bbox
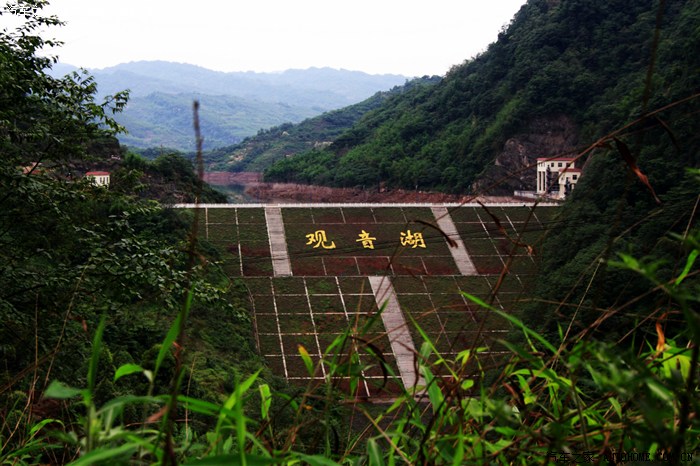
[400,230,426,248]
[305,230,336,249]
[356,230,376,249]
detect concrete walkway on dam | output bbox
[264,206,293,277]
[369,276,425,392]
[431,206,478,276]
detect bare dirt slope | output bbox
[204,172,520,204]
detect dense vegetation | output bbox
[204,76,440,173]
[0,2,270,461]
[1,0,698,464]
[114,151,227,203]
[263,0,699,194]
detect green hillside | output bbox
[204,76,440,172]
[263,0,700,194]
[114,92,322,150]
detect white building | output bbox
[536,158,581,199]
[85,171,110,187]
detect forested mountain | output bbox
[51,62,408,150]
[262,0,699,195]
[204,76,441,172]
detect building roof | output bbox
[86,171,110,176]
[536,157,577,162]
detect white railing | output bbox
[171,201,562,208]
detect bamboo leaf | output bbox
[298,344,314,375]
[87,314,107,396]
[608,397,622,418]
[367,438,385,466]
[114,363,146,382]
[462,292,557,354]
[43,380,84,400]
[674,249,698,286]
[258,384,271,421]
[156,312,182,376]
[68,443,138,466]
[185,455,280,466]
[28,418,63,438]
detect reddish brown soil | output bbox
[205,172,520,204]
[203,171,262,184]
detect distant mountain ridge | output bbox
[50,61,408,150]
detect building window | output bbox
[558,162,563,167]
[573,175,578,180]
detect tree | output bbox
[0,0,128,167]
[0,0,242,436]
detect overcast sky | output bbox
[36,0,526,77]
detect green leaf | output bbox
[177,395,226,417]
[68,443,138,466]
[367,438,385,466]
[43,380,84,400]
[293,454,342,466]
[608,397,622,418]
[675,249,698,286]
[460,379,475,391]
[259,384,271,421]
[420,362,444,414]
[452,428,465,466]
[114,363,146,382]
[28,418,63,438]
[87,314,107,395]
[185,455,280,466]
[213,370,260,455]
[298,344,314,375]
[646,379,674,404]
[660,347,692,380]
[462,292,557,354]
[156,312,182,375]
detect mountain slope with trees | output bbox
[204,75,441,172]
[262,0,699,195]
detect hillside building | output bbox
[536,157,580,199]
[85,171,110,187]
